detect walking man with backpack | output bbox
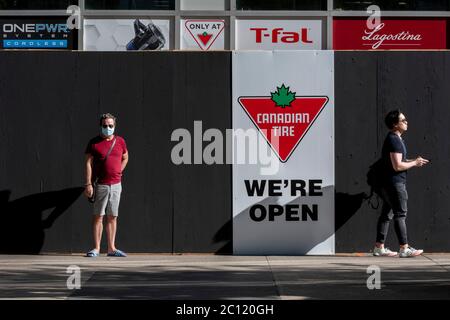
[373,110,429,257]
[84,113,129,257]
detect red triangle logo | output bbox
[198,32,213,46]
[238,86,328,162]
[185,20,225,51]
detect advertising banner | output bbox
[232,51,334,255]
[333,18,446,50]
[181,19,225,50]
[235,20,321,50]
[0,17,76,50]
[84,19,170,51]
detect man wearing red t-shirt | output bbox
[84,113,129,257]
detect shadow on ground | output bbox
[0,259,449,300]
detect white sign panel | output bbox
[235,20,322,50]
[181,19,225,50]
[232,51,334,255]
[84,19,170,51]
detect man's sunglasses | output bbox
[102,124,115,129]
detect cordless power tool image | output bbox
[126,19,166,51]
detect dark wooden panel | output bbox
[335,51,450,252]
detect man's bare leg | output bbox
[92,214,103,252]
[106,216,117,253]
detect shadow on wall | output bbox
[0,188,84,254]
[232,187,339,255]
[213,220,232,254]
[335,191,370,231]
[227,189,372,255]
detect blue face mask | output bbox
[101,126,115,136]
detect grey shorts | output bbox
[93,183,122,217]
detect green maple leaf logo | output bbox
[271,84,296,108]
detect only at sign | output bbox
[185,19,225,51]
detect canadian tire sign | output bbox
[238,85,329,162]
[232,51,335,255]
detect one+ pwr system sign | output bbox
[182,19,225,51]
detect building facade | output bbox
[0,0,449,51]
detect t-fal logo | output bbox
[250,27,313,44]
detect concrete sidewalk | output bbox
[0,253,449,300]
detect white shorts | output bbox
[93,183,122,217]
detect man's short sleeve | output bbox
[85,140,93,155]
[388,135,403,154]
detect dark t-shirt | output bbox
[85,135,128,185]
[381,132,407,185]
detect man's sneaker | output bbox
[373,246,398,257]
[399,246,423,258]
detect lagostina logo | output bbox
[362,22,422,49]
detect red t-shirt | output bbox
[85,135,128,185]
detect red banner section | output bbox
[239,93,328,163]
[333,18,446,50]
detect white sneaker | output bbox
[373,246,398,257]
[399,246,423,258]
